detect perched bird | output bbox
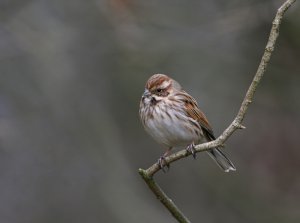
[139,74,236,172]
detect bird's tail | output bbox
[207,148,236,172]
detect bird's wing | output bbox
[182,92,216,141]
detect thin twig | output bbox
[139,0,296,222]
[139,169,191,223]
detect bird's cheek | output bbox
[151,97,158,105]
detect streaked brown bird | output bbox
[139,74,236,172]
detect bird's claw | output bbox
[186,143,197,159]
[158,156,170,173]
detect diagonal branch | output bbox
[139,0,296,222]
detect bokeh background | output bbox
[0,0,299,222]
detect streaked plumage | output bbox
[139,74,236,172]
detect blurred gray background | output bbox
[0,0,300,222]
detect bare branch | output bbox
[139,0,296,222]
[139,169,191,223]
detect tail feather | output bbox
[207,148,236,172]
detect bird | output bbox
[139,74,236,172]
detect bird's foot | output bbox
[158,156,170,173]
[186,143,197,159]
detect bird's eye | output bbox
[156,88,162,93]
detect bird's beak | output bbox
[142,89,151,98]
